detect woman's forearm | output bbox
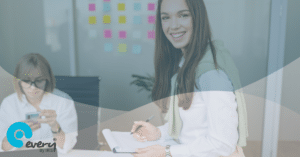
[52,128,66,149]
[2,136,14,151]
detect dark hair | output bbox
[13,53,56,101]
[152,0,218,113]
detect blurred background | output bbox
[0,0,299,156]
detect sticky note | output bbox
[147,30,155,39]
[89,30,97,38]
[134,3,141,11]
[133,16,142,25]
[119,16,126,24]
[148,15,156,24]
[103,15,111,24]
[118,3,125,11]
[104,43,113,52]
[103,3,110,12]
[118,44,127,53]
[148,3,155,11]
[103,0,110,2]
[89,3,96,11]
[133,31,141,39]
[132,45,142,54]
[104,29,112,38]
[119,31,127,39]
[89,16,97,24]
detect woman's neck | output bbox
[26,95,43,110]
[181,48,186,54]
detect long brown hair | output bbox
[152,0,218,113]
[13,53,56,101]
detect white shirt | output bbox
[0,89,78,154]
[158,58,239,157]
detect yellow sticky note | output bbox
[89,16,96,24]
[103,15,111,24]
[118,3,125,11]
[119,16,126,24]
[118,44,127,52]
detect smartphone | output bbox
[25,112,41,121]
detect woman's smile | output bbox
[170,32,186,41]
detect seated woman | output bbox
[0,53,78,154]
[130,0,248,156]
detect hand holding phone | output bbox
[24,120,41,132]
[25,112,41,121]
[24,112,42,132]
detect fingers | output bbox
[133,133,147,142]
[131,121,149,133]
[25,121,41,131]
[31,123,41,131]
[25,120,39,126]
[37,117,56,124]
[39,110,56,117]
[136,146,151,153]
[133,153,145,157]
[133,132,141,141]
[38,110,56,124]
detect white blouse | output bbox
[158,65,239,157]
[0,89,78,154]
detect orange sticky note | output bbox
[89,16,96,24]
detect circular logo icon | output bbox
[6,122,32,148]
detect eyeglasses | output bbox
[19,79,47,89]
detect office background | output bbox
[0,0,299,156]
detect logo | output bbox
[7,122,32,148]
[6,122,56,152]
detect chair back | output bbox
[55,76,100,150]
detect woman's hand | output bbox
[132,145,166,157]
[24,120,41,132]
[38,110,58,131]
[131,121,161,142]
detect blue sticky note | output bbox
[133,16,142,25]
[103,3,110,12]
[134,3,141,11]
[104,43,113,52]
[132,45,142,54]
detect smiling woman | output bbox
[131,0,248,157]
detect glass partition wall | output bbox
[1,0,298,156]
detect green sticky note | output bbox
[118,44,127,52]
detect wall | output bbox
[279,0,300,141]
[0,0,71,76]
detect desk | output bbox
[58,150,133,157]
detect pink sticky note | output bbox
[148,3,155,11]
[103,0,110,2]
[148,15,156,24]
[89,3,96,11]
[147,30,155,39]
[119,31,127,39]
[104,29,112,38]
